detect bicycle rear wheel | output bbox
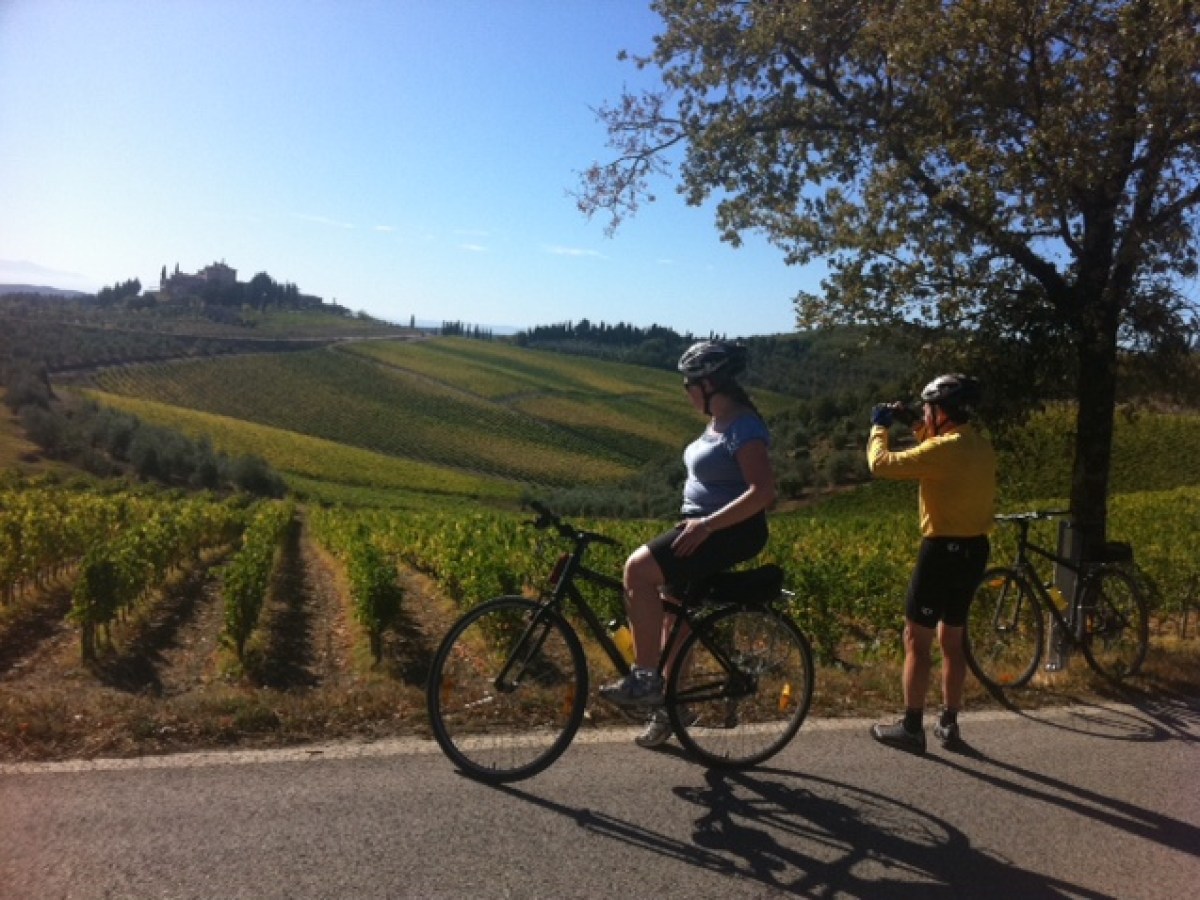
[426,596,587,783]
[1079,568,1149,681]
[966,568,1044,690]
[668,606,813,769]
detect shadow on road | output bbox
[493,769,1102,898]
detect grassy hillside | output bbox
[62,335,1200,509]
[71,338,799,501]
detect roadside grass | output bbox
[3,614,1194,763]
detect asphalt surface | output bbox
[2,697,1197,899]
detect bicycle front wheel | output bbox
[426,596,587,783]
[1079,568,1149,681]
[966,568,1044,690]
[668,606,814,769]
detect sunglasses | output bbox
[683,378,703,389]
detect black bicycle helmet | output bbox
[677,341,748,384]
[920,373,981,412]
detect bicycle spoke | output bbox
[966,569,1044,689]
[669,608,812,768]
[1080,569,1149,680]
[427,597,586,782]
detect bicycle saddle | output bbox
[678,564,785,606]
[1091,541,1133,564]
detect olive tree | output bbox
[577,0,1200,550]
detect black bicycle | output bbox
[426,502,815,783]
[965,510,1149,690]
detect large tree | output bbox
[577,0,1200,551]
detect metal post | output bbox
[1046,520,1084,670]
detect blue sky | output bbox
[0,0,822,338]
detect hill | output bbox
[0,284,87,298]
[65,337,800,508]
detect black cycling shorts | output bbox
[905,536,990,629]
[647,512,768,596]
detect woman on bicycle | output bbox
[866,374,996,753]
[599,340,777,748]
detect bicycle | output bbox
[425,502,815,783]
[965,510,1150,690]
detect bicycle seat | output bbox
[678,564,785,606]
[1090,541,1133,564]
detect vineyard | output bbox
[3,471,1197,761]
[2,328,1198,762]
[70,339,760,498]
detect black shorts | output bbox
[647,512,768,596]
[906,536,990,628]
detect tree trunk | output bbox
[1069,296,1122,556]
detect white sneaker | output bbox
[599,669,664,708]
[635,708,699,749]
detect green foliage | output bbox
[63,496,246,660]
[579,0,1200,540]
[308,511,408,664]
[18,394,286,495]
[223,502,293,661]
[345,538,404,664]
[994,406,1200,502]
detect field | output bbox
[2,332,1198,762]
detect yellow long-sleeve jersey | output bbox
[867,423,997,538]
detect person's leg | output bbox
[902,618,936,723]
[938,623,966,712]
[623,546,666,669]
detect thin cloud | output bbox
[543,245,604,259]
[459,243,489,253]
[373,224,397,233]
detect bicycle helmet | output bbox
[677,341,748,384]
[920,373,981,416]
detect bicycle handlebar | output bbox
[525,501,621,548]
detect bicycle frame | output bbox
[518,515,764,699]
[1005,516,1089,641]
[427,501,815,780]
[545,534,632,675]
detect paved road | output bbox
[2,697,1197,899]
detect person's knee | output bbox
[938,625,966,660]
[904,621,935,661]
[624,548,660,595]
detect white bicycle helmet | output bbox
[677,341,748,383]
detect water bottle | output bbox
[608,619,635,664]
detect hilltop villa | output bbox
[159,261,238,298]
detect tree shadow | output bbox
[927,730,1200,860]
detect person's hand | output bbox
[893,403,919,427]
[671,518,711,557]
[871,403,894,427]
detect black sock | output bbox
[940,708,959,727]
[903,708,923,733]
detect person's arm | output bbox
[868,426,945,480]
[673,439,775,556]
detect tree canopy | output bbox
[577,0,1200,548]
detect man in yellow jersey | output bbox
[866,374,996,753]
